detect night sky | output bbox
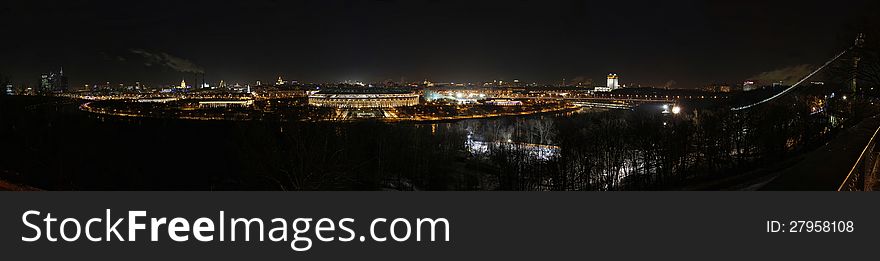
[0,0,876,88]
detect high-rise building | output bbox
[4,83,12,95]
[40,74,50,92]
[606,73,620,90]
[179,78,187,89]
[39,67,68,93]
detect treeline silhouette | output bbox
[0,90,875,190]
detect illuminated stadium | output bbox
[308,88,420,108]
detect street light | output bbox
[671,106,681,114]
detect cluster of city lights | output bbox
[662,104,681,114]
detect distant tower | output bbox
[56,67,68,92]
[180,78,187,89]
[607,74,620,90]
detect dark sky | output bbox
[0,0,876,88]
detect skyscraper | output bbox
[39,67,68,94]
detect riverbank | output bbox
[80,99,579,123]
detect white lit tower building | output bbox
[3,81,12,95]
[606,73,620,90]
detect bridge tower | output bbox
[853,33,865,93]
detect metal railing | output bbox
[838,126,880,191]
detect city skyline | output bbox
[0,66,838,91]
[3,0,880,193]
[2,0,877,88]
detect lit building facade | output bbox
[484,99,523,106]
[308,89,419,108]
[606,73,620,90]
[198,100,254,108]
[593,86,612,92]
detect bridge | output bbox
[499,93,722,110]
[570,101,635,110]
[732,33,865,111]
[734,34,878,191]
[516,34,865,111]
[837,119,880,191]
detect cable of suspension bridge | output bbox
[730,39,859,111]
